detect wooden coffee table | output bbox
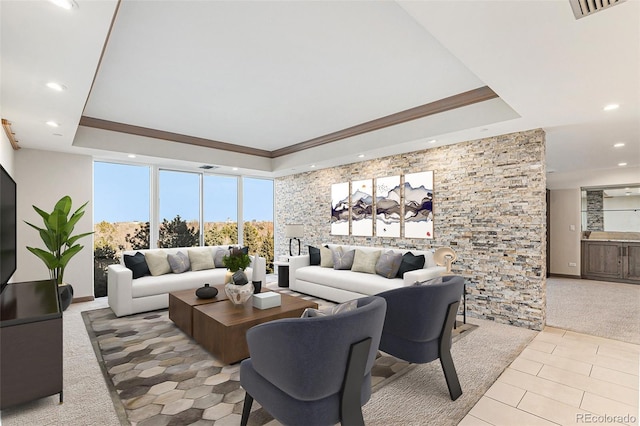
[168,286,228,337]
[192,293,317,364]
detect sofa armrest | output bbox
[249,255,267,285]
[108,264,134,317]
[287,255,310,283]
[402,267,447,286]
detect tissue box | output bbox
[253,292,281,310]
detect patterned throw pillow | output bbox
[351,249,381,274]
[396,252,426,278]
[123,252,150,279]
[301,299,358,318]
[213,249,230,268]
[167,251,190,274]
[375,250,403,279]
[332,246,355,270]
[320,245,334,268]
[144,251,172,276]
[189,249,215,271]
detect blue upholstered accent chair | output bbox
[239,296,387,426]
[376,275,465,400]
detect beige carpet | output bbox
[363,317,537,426]
[546,277,640,344]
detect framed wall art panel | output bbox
[351,179,373,237]
[404,171,434,239]
[330,182,350,236]
[375,175,401,237]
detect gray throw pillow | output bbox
[189,249,215,271]
[415,276,445,286]
[167,251,190,274]
[351,249,381,274]
[320,246,334,268]
[144,251,172,276]
[301,299,358,318]
[332,246,355,270]
[375,250,403,279]
[214,248,230,268]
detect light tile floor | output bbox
[459,327,639,426]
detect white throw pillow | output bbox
[144,251,172,276]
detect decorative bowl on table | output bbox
[224,282,254,305]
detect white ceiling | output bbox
[1,0,639,188]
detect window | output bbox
[93,162,150,296]
[158,170,200,248]
[204,175,238,246]
[243,177,274,272]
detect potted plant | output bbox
[24,195,93,310]
[222,247,253,305]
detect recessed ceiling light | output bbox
[46,82,66,91]
[625,192,631,196]
[46,120,59,127]
[127,154,136,159]
[49,0,78,10]
[232,167,238,171]
[603,104,619,111]
[428,139,437,144]
[613,142,625,148]
[310,165,316,168]
[357,154,365,158]
[618,162,627,167]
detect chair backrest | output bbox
[245,296,387,401]
[377,275,464,343]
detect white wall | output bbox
[550,188,582,276]
[15,149,94,298]
[1,131,15,176]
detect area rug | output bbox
[83,294,476,425]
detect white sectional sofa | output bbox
[288,244,445,303]
[108,246,266,317]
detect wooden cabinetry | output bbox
[0,280,63,409]
[581,241,640,284]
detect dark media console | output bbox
[0,280,63,409]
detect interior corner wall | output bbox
[275,129,547,330]
[14,149,94,299]
[549,189,582,276]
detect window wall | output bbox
[93,161,274,295]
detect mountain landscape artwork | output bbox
[351,179,373,236]
[375,175,401,237]
[331,182,350,235]
[404,171,434,239]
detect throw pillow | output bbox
[396,252,426,278]
[229,245,249,255]
[144,251,172,276]
[375,250,403,279]
[123,252,150,279]
[301,299,358,318]
[308,246,320,265]
[213,248,230,268]
[167,251,190,274]
[351,249,381,274]
[332,246,355,270]
[415,276,445,286]
[189,249,215,271]
[320,245,334,268]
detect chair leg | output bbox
[240,392,253,426]
[340,337,372,426]
[439,301,462,401]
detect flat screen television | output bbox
[0,164,17,291]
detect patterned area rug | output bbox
[83,289,475,426]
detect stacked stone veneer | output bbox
[586,190,604,231]
[275,129,547,330]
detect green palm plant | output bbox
[24,195,93,285]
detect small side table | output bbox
[273,261,290,287]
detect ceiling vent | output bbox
[569,0,626,19]
[199,165,218,170]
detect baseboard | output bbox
[72,296,94,303]
[549,273,581,279]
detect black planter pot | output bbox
[58,284,73,311]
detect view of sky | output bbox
[94,162,274,223]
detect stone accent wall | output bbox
[275,129,547,330]
[586,190,604,231]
